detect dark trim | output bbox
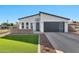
[18,11,70,20]
[18,14,39,20]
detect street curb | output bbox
[55,50,64,53]
[38,34,40,53]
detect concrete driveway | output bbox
[45,32,79,53]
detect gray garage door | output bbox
[44,22,64,32]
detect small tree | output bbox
[1,23,9,26]
[9,23,14,26]
[1,23,14,26]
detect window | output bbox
[26,22,28,29]
[22,26,24,29]
[26,23,28,25]
[36,22,40,31]
[21,22,24,29]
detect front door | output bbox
[36,22,40,31]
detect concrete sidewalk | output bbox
[0,32,10,37]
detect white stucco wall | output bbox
[40,22,44,32]
[64,22,68,32]
[33,22,36,31]
[19,23,22,29]
[18,14,39,32]
[40,13,69,32]
[19,14,39,22]
[40,13,68,22]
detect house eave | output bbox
[18,11,70,20]
[18,14,39,20]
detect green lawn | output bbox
[0,34,38,53]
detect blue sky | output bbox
[0,5,79,24]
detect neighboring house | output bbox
[18,12,70,32]
[69,22,79,31]
[0,25,9,29]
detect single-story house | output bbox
[18,12,70,32]
[69,22,79,31]
[0,25,9,29]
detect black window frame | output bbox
[21,22,24,29]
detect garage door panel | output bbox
[44,22,64,32]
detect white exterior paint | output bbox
[24,22,26,29]
[18,14,39,31]
[64,22,68,32]
[19,23,21,29]
[28,22,31,29]
[40,22,44,32]
[19,15,39,22]
[18,12,69,32]
[40,13,68,22]
[33,22,36,32]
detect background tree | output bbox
[1,22,14,26]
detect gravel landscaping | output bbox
[40,33,56,53]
